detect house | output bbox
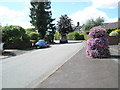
[101,20,120,45]
[100,21,119,29]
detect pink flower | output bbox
[86,27,110,58]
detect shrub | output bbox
[54,32,61,40]
[68,32,85,40]
[109,31,119,36]
[114,29,120,32]
[22,34,30,41]
[2,25,32,49]
[86,27,110,58]
[106,28,116,34]
[114,29,120,35]
[84,32,90,40]
[29,32,39,40]
[79,33,85,40]
[4,40,32,50]
[74,32,80,40]
[25,28,36,35]
[67,32,74,40]
[2,25,26,43]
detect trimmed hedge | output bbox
[109,31,119,36]
[54,32,61,40]
[4,40,32,50]
[106,28,116,34]
[29,32,39,40]
[83,32,90,40]
[2,25,32,49]
[68,32,85,40]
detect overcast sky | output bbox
[0,0,119,29]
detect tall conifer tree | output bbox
[29,0,55,39]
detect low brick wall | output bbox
[108,36,120,45]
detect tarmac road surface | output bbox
[1,41,84,88]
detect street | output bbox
[1,41,84,88]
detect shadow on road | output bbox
[110,55,120,59]
[2,51,16,56]
[94,55,120,60]
[53,41,82,45]
[37,46,51,49]
[67,41,82,44]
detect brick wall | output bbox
[108,36,120,45]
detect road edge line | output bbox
[29,42,84,88]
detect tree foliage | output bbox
[82,17,104,32]
[25,28,36,35]
[29,32,39,40]
[57,14,74,34]
[2,25,26,43]
[0,24,2,42]
[2,25,31,49]
[67,32,84,40]
[29,1,55,39]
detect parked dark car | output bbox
[35,40,49,48]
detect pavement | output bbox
[36,43,119,88]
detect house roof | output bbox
[100,22,119,29]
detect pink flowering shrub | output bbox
[86,27,110,58]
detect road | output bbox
[1,41,84,88]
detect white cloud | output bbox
[0,0,30,2]
[0,6,25,21]
[1,21,33,29]
[0,5,32,29]
[92,0,119,9]
[69,6,108,25]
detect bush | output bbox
[22,34,30,41]
[83,32,90,40]
[29,32,39,40]
[86,27,110,58]
[4,40,32,50]
[106,28,116,34]
[54,32,61,40]
[74,32,80,40]
[25,28,36,35]
[114,29,120,35]
[2,25,25,43]
[79,33,84,40]
[68,32,85,40]
[67,32,74,40]
[2,25,32,49]
[109,31,119,36]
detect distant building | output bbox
[75,26,82,33]
[100,21,119,29]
